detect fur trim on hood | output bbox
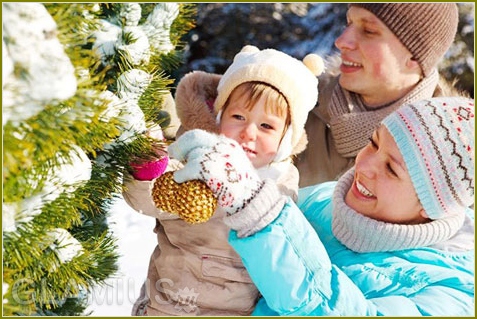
[175,71,221,136]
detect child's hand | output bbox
[168,129,263,215]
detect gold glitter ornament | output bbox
[152,171,217,224]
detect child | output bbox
[123,45,323,315]
[169,96,474,316]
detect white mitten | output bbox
[168,129,263,215]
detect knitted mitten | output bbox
[168,129,264,216]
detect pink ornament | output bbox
[131,156,169,181]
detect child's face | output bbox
[345,125,428,225]
[219,90,287,169]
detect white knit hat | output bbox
[215,45,324,162]
[382,97,474,219]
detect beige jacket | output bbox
[296,58,465,187]
[123,71,299,316]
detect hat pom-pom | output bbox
[303,54,325,76]
[234,45,260,63]
[240,45,260,53]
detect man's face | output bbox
[334,6,422,108]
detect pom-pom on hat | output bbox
[382,97,474,220]
[214,45,324,161]
[351,3,458,77]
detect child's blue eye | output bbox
[261,123,273,130]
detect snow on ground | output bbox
[86,196,157,316]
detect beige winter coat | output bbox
[296,58,466,187]
[123,71,299,316]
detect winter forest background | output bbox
[2,2,474,317]
[178,3,474,97]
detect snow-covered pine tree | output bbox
[2,3,195,315]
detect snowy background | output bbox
[86,197,156,316]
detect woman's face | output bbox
[334,6,422,108]
[345,125,428,224]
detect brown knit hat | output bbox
[351,3,458,76]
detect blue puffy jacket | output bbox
[229,182,474,316]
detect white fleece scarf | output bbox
[256,159,292,181]
[331,169,465,253]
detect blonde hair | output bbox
[222,82,291,130]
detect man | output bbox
[297,3,464,187]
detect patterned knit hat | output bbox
[215,45,324,162]
[351,3,458,77]
[382,97,474,220]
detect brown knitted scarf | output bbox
[328,69,439,157]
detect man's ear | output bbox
[406,57,421,72]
